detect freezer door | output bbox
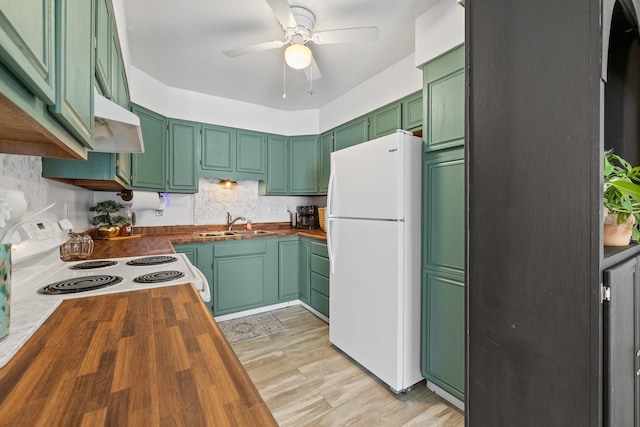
[328,218,422,391]
[328,133,403,220]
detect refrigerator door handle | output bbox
[327,217,335,275]
[327,162,335,217]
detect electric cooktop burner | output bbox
[69,260,118,270]
[126,256,178,266]
[39,275,124,295]
[134,270,185,284]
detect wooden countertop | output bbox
[0,230,281,426]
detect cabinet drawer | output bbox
[310,289,329,318]
[311,272,329,296]
[213,240,267,257]
[310,254,330,277]
[310,241,328,257]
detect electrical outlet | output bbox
[270,206,278,215]
[63,203,69,219]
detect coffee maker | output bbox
[295,205,320,229]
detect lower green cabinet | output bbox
[173,242,214,315]
[299,239,310,304]
[278,239,301,301]
[309,240,329,318]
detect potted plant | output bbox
[90,200,127,238]
[603,150,640,246]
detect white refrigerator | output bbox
[326,130,423,392]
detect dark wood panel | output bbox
[466,0,602,425]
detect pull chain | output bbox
[308,62,316,95]
[282,56,287,99]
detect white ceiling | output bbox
[122,0,438,111]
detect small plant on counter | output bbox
[603,150,640,244]
[89,200,127,227]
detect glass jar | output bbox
[60,233,94,261]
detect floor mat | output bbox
[218,312,288,343]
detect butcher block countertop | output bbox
[0,226,320,426]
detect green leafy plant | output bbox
[603,150,640,241]
[89,200,127,227]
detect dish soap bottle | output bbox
[246,219,253,231]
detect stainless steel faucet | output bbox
[226,212,246,231]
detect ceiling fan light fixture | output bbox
[284,44,312,69]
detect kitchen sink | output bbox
[231,230,273,235]
[197,231,237,237]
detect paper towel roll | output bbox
[127,191,166,211]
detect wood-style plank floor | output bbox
[229,305,464,426]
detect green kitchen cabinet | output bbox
[212,240,274,316]
[422,269,464,400]
[298,239,311,304]
[309,240,329,318]
[48,0,94,149]
[318,132,333,194]
[421,45,465,403]
[42,151,131,189]
[110,27,129,109]
[333,116,369,152]
[167,119,198,193]
[402,91,423,131]
[236,130,266,176]
[131,105,167,190]
[422,45,465,152]
[370,102,402,140]
[94,0,112,98]
[289,135,319,194]
[200,124,266,181]
[262,134,288,195]
[0,0,56,105]
[278,239,300,301]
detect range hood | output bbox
[93,90,145,153]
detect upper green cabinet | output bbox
[289,135,319,194]
[334,116,369,152]
[264,134,288,194]
[318,132,333,193]
[370,102,402,140]
[131,105,167,190]
[423,46,465,152]
[42,151,130,190]
[48,0,94,148]
[94,0,112,99]
[200,124,266,181]
[0,1,56,105]
[402,91,423,131]
[167,119,198,192]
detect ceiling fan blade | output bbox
[223,40,285,57]
[311,27,379,45]
[265,0,297,28]
[304,56,322,81]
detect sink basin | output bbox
[197,231,236,237]
[232,230,273,235]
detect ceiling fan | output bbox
[222,0,379,81]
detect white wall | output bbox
[415,0,465,67]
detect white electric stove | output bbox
[0,212,210,367]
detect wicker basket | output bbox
[318,207,326,231]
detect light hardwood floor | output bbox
[230,305,464,426]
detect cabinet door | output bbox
[604,257,640,427]
[423,45,464,152]
[131,105,167,190]
[423,148,465,276]
[0,0,56,104]
[370,102,402,140]
[265,135,288,194]
[318,132,333,194]
[213,254,268,315]
[278,240,300,301]
[167,119,198,193]
[402,91,423,131]
[49,0,94,148]
[173,243,214,315]
[94,0,111,98]
[116,153,131,185]
[201,124,235,172]
[236,130,266,175]
[334,116,368,151]
[422,270,464,400]
[298,239,310,304]
[289,135,319,194]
